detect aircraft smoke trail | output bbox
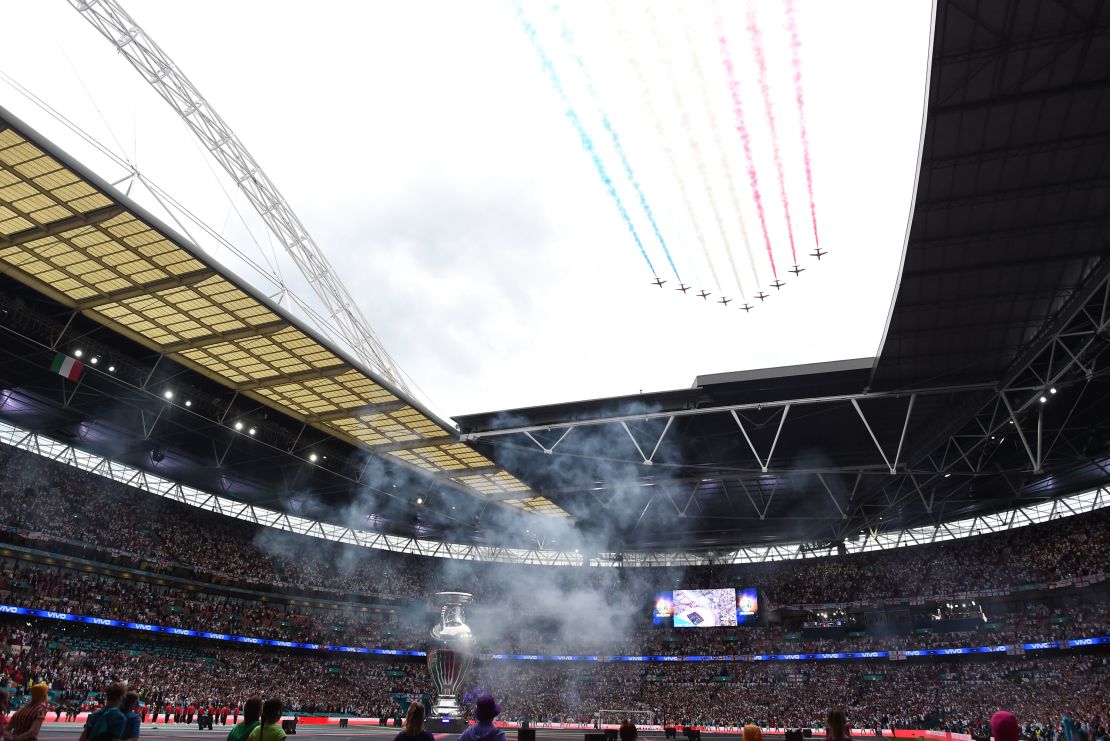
[646,4,745,300]
[554,5,681,281]
[747,3,798,265]
[786,0,819,248]
[715,12,778,279]
[626,43,710,290]
[515,2,658,277]
[682,15,763,293]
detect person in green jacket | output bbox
[247,699,286,741]
[226,698,262,741]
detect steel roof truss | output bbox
[0,204,125,248]
[851,399,895,474]
[730,405,790,473]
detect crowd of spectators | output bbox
[0,445,1107,612]
[468,655,1109,731]
[2,557,1105,657]
[2,623,1106,736]
[0,624,420,718]
[0,444,1108,740]
[0,558,416,649]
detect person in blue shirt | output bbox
[121,692,141,741]
[79,683,127,741]
[457,696,507,741]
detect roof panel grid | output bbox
[386,443,495,473]
[457,471,532,495]
[251,370,398,417]
[324,407,446,444]
[0,131,113,226]
[0,113,550,514]
[500,496,570,516]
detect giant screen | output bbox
[673,588,738,628]
[653,587,761,627]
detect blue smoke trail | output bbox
[514,2,657,277]
[553,4,682,282]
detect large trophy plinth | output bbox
[427,591,474,720]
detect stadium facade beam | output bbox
[1,416,1106,568]
[159,320,290,353]
[0,204,125,248]
[922,130,1110,170]
[234,365,351,391]
[361,437,459,453]
[460,383,994,439]
[847,261,1110,534]
[74,268,215,309]
[914,176,1110,213]
[303,401,411,423]
[933,78,1110,115]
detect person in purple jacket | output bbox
[457,696,508,741]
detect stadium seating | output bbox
[0,443,1108,736]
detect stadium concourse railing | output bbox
[2,420,1109,567]
[2,601,1108,662]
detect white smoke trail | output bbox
[681,10,763,294]
[645,1,747,301]
[608,0,721,295]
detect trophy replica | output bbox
[427,591,474,720]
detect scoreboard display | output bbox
[652,587,760,627]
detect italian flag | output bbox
[50,352,84,381]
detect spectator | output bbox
[247,699,285,741]
[992,712,1019,741]
[6,682,48,741]
[0,688,9,738]
[121,692,141,741]
[827,710,850,741]
[457,696,507,741]
[394,701,433,741]
[744,726,762,741]
[227,698,261,741]
[80,682,127,741]
[619,720,637,741]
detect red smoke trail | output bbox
[786,0,819,248]
[747,4,797,266]
[715,13,777,279]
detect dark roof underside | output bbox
[454,0,1110,551]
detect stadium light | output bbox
[1050,387,1057,394]
[248,427,257,436]
[162,390,173,400]
[89,356,98,365]
[1039,395,1048,403]
[73,349,83,358]
[107,365,116,373]
[416,497,424,505]
[308,452,318,462]
[184,400,192,407]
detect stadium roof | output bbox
[456,0,1110,550]
[1,0,1108,555]
[0,105,566,519]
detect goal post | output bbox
[596,709,655,728]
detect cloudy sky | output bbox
[1,0,933,420]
